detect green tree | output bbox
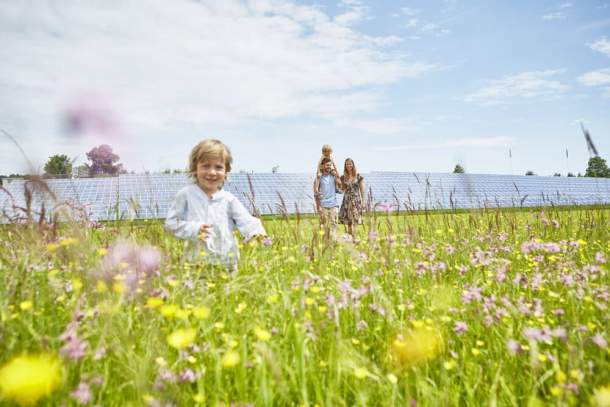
[44,154,72,178]
[525,170,535,176]
[453,164,465,174]
[585,156,610,178]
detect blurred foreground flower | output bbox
[167,328,197,349]
[0,354,63,406]
[221,351,240,368]
[389,326,443,368]
[593,384,610,407]
[99,239,161,295]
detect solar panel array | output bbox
[2,172,610,223]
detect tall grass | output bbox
[0,206,609,406]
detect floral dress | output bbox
[339,174,364,225]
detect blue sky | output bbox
[1,0,609,176]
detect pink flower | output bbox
[70,382,92,404]
[591,334,608,348]
[454,321,468,335]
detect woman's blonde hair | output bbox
[188,139,233,179]
[343,158,358,178]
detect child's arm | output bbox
[164,191,207,240]
[229,196,266,240]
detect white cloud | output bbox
[0,1,434,138]
[401,7,417,16]
[542,12,566,20]
[406,18,418,28]
[558,2,573,8]
[464,70,570,104]
[335,117,418,135]
[578,68,610,86]
[375,136,513,151]
[588,37,610,56]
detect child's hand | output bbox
[198,224,211,241]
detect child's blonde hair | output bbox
[189,139,233,178]
[322,144,332,155]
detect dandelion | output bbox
[167,328,197,349]
[390,326,443,368]
[0,354,63,406]
[254,327,271,342]
[19,301,33,311]
[221,351,240,368]
[192,306,210,319]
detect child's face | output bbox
[323,149,332,158]
[196,155,226,195]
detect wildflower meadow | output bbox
[1,206,609,406]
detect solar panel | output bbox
[1,172,610,223]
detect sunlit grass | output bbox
[0,207,609,405]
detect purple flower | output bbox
[63,95,119,137]
[100,239,161,295]
[506,339,522,354]
[179,368,197,383]
[453,321,468,335]
[591,334,608,348]
[595,252,607,264]
[61,336,88,360]
[70,382,92,405]
[262,236,273,247]
[376,202,395,213]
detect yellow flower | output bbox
[167,328,197,349]
[159,304,179,318]
[95,281,108,293]
[387,373,398,384]
[471,348,481,356]
[254,327,271,342]
[592,385,610,407]
[0,353,63,406]
[235,302,247,314]
[193,393,206,403]
[390,326,443,368]
[145,297,164,309]
[19,301,33,311]
[96,248,108,256]
[221,351,240,368]
[192,306,210,320]
[353,367,369,379]
[47,243,60,253]
[266,294,279,304]
[443,360,457,370]
[59,238,76,247]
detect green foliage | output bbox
[585,156,610,178]
[0,208,609,405]
[452,164,465,174]
[43,154,72,178]
[525,170,535,176]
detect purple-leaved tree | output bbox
[86,144,124,176]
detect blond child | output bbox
[165,139,266,270]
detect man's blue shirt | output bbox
[319,174,338,208]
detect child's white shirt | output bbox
[165,184,265,266]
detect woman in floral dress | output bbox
[339,158,365,239]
